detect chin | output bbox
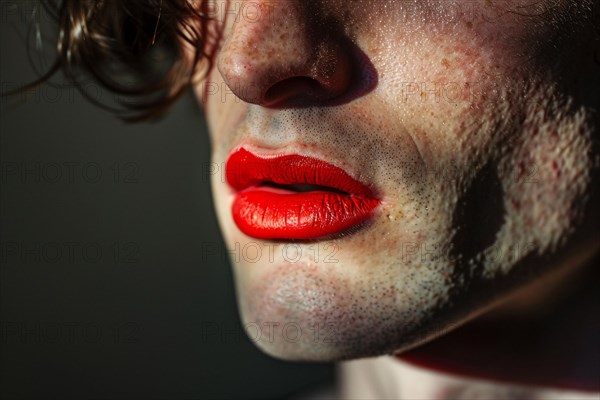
[230,254,472,362]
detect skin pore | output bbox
[188,0,599,389]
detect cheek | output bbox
[371,29,524,181]
[353,0,542,142]
[489,96,596,276]
[356,4,597,276]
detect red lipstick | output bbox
[226,147,380,240]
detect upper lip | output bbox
[226,147,378,197]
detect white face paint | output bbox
[191,0,600,360]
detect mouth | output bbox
[226,147,381,240]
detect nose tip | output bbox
[216,2,354,107]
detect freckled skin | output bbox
[191,0,600,361]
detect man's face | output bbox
[192,0,599,361]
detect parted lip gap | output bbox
[256,181,350,195]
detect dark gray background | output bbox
[0,2,334,399]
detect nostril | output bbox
[263,76,326,106]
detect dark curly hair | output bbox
[16,0,225,122]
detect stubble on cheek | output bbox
[369,0,599,276]
[488,83,597,276]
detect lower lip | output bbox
[232,186,380,240]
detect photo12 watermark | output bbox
[0,320,141,345]
[1,161,141,184]
[1,241,140,265]
[200,320,339,345]
[200,241,340,264]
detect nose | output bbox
[216,0,354,107]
